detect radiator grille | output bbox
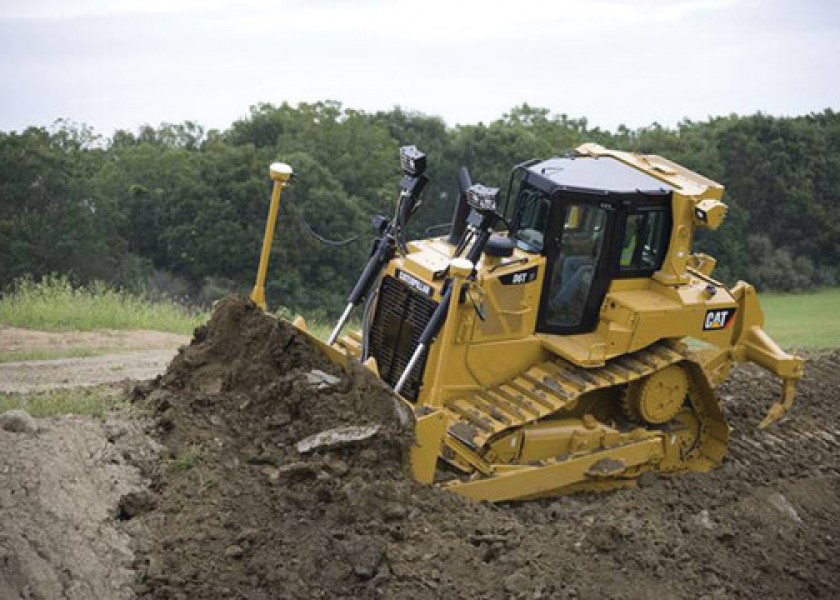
[368,275,437,401]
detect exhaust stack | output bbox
[447,167,472,245]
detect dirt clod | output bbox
[117,491,157,520]
[0,409,37,433]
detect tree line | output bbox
[1,103,838,316]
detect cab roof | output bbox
[525,155,674,196]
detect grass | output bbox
[0,275,207,335]
[761,288,840,349]
[287,313,360,342]
[306,321,342,342]
[0,386,127,418]
[306,320,338,342]
[169,446,202,471]
[0,346,132,364]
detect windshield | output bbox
[512,187,550,252]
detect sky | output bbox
[0,0,838,136]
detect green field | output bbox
[0,387,127,418]
[761,288,840,349]
[0,276,206,335]
[0,347,125,364]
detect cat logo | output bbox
[396,269,432,296]
[703,308,736,331]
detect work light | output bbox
[466,184,499,212]
[400,145,427,177]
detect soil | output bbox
[126,296,840,600]
[0,327,188,356]
[0,327,188,393]
[0,413,162,599]
[0,350,182,394]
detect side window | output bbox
[619,208,669,272]
[513,189,550,252]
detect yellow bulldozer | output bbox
[249,143,803,502]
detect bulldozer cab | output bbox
[510,156,673,335]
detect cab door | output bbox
[537,195,616,335]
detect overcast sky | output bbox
[1,0,838,136]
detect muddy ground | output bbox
[1,298,838,599]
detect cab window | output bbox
[512,188,550,252]
[619,208,669,272]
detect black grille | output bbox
[369,275,438,401]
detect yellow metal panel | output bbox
[411,409,448,484]
[445,437,664,502]
[575,143,723,199]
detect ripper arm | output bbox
[730,282,805,427]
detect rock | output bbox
[261,466,280,481]
[197,376,223,394]
[638,471,659,488]
[352,545,383,580]
[146,554,164,579]
[245,449,282,465]
[326,458,349,476]
[359,448,378,463]
[146,390,174,414]
[305,369,341,390]
[767,492,803,523]
[694,509,715,530]
[275,462,318,483]
[103,422,127,442]
[117,490,158,520]
[504,570,531,594]
[0,409,37,434]
[236,528,260,543]
[225,544,245,559]
[295,424,380,454]
[383,503,407,521]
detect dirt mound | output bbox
[0,413,160,599]
[132,297,444,598]
[133,297,840,599]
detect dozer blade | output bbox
[288,315,349,369]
